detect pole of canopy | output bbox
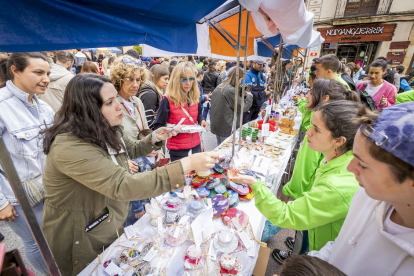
[273,35,283,104]
[231,5,243,157]
[0,135,62,276]
[238,11,250,144]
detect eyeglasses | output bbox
[122,56,142,66]
[180,77,195,83]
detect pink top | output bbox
[357,80,397,109]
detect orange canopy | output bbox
[209,10,262,57]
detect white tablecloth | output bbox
[80,115,301,276]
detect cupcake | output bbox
[162,197,182,212]
[213,230,238,254]
[165,225,188,247]
[184,245,205,270]
[218,253,243,275]
[187,200,206,218]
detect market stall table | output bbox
[79,114,301,276]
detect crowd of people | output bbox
[0,48,413,276]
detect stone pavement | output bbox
[0,128,292,276]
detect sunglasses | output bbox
[122,56,141,66]
[180,77,195,83]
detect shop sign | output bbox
[310,52,318,56]
[318,24,396,43]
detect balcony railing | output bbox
[334,0,393,19]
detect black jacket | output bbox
[341,73,357,92]
[201,71,221,94]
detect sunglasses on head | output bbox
[180,77,195,83]
[122,56,141,66]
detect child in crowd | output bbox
[124,129,158,227]
[276,255,346,276]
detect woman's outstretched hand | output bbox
[181,152,219,173]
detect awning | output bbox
[0,0,225,53]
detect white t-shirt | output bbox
[383,207,414,235]
[365,82,383,97]
[147,156,156,164]
[121,98,135,116]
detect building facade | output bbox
[305,0,414,74]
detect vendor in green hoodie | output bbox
[230,100,362,262]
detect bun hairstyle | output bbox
[308,79,360,110]
[355,106,414,183]
[316,100,361,154]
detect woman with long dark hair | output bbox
[210,67,253,144]
[201,58,221,120]
[41,73,218,275]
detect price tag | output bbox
[143,247,158,262]
[173,226,182,238]
[247,244,256,257]
[207,241,217,260]
[105,262,123,276]
[124,225,135,240]
[238,231,253,249]
[157,217,164,233]
[178,215,190,225]
[118,241,137,248]
[206,198,212,208]
[262,123,270,137]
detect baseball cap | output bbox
[252,60,264,65]
[360,102,414,166]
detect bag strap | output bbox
[180,104,196,125]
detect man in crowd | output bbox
[244,60,267,122]
[314,54,350,89]
[41,50,74,112]
[73,49,87,74]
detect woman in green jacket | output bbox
[231,100,362,262]
[41,74,218,275]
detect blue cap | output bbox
[360,102,414,166]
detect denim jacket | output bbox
[130,156,153,213]
[0,80,54,209]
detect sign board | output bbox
[387,51,406,65]
[310,52,318,56]
[390,41,410,50]
[318,24,396,43]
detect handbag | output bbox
[179,105,205,152]
[358,82,377,111]
[0,170,44,207]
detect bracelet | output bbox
[152,131,162,143]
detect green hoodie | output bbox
[283,111,324,199]
[252,150,359,251]
[396,90,414,104]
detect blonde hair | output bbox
[167,62,200,106]
[110,55,146,91]
[217,60,226,71]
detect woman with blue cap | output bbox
[308,102,414,275]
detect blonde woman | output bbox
[217,60,227,80]
[153,62,207,161]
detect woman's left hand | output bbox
[380,96,388,106]
[201,120,208,129]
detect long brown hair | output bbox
[81,61,99,74]
[221,67,243,92]
[42,73,123,154]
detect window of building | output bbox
[344,0,380,17]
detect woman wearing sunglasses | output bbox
[153,62,208,161]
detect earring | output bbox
[334,147,338,156]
